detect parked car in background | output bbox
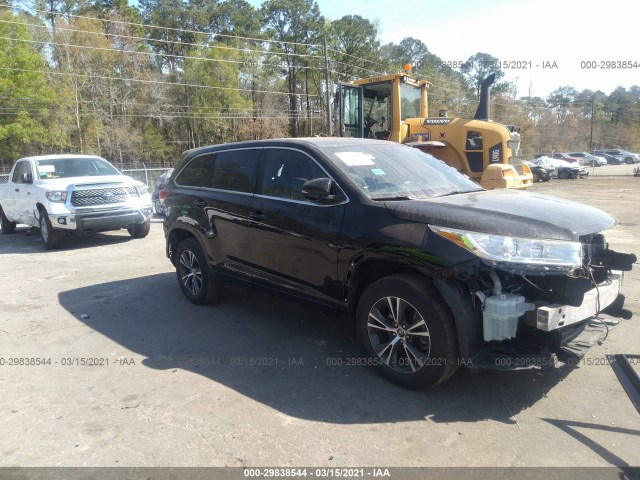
[525,161,551,182]
[0,154,153,248]
[594,152,624,165]
[593,149,637,164]
[162,138,634,389]
[152,168,173,216]
[534,153,582,165]
[532,156,587,179]
[567,152,607,167]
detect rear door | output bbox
[171,148,261,271]
[247,147,347,304]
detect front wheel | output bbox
[356,274,459,389]
[175,238,222,305]
[39,210,62,249]
[127,220,150,238]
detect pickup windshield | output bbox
[325,142,483,200]
[35,157,120,179]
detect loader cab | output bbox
[339,72,428,143]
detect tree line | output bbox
[1,0,639,168]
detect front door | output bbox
[248,147,347,304]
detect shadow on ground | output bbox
[0,226,148,254]
[59,272,576,425]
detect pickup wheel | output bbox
[38,209,62,249]
[0,205,16,234]
[127,220,151,238]
[356,274,459,389]
[175,238,221,305]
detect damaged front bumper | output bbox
[533,271,622,331]
[470,270,627,371]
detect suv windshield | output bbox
[36,157,120,179]
[324,143,482,200]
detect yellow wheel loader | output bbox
[338,66,532,189]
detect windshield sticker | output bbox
[38,165,56,173]
[371,168,386,175]
[335,152,376,166]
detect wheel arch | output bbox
[347,256,435,321]
[347,256,480,363]
[166,226,206,267]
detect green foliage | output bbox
[2,1,639,162]
[0,11,64,164]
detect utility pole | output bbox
[323,39,332,136]
[589,94,595,153]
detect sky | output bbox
[248,0,640,98]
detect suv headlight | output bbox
[45,191,68,203]
[431,226,582,268]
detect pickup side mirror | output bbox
[22,172,33,184]
[302,177,335,202]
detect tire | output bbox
[589,160,596,167]
[558,169,570,179]
[39,209,62,249]
[0,205,16,234]
[175,237,221,305]
[127,220,151,238]
[626,157,634,164]
[355,274,459,389]
[532,172,540,183]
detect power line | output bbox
[0,35,326,72]
[0,66,319,97]
[0,18,323,61]
[5,4,323,48]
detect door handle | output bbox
[193,199,206,207]
[250,211,268,221]
[14,188,19,192]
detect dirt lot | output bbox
[1,176,639,470]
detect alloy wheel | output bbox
[367,296,431,373]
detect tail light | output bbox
[158,188,169,201]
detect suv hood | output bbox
[385,189,616,241]
[37,175,139,189]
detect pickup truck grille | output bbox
[71,187,139,207]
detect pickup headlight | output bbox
[135,184,149,195]
[45,191,68,203]
[431,226,582,268]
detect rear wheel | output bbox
[127,220,151,238]
[532,171,540,183]
[356,274,459,389]
[0,205,16,234]
[39,209,62,249]
[175,238,222,305]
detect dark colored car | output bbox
[525,161,551,182]
[163,138,634,389]
[593,149,636,164]
[151,168,173,216]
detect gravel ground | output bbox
[0,176,639,471]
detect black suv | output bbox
[163,138,633,389]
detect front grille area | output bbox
[71,187,139,207]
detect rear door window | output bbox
[210,149,260,193]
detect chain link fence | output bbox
[0,165,173,187]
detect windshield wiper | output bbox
[436,189,483,197]
[372,195,411,201]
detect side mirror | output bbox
[22,172,33,184]
[302,178,335,202]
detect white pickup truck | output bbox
[0,154,153,249]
